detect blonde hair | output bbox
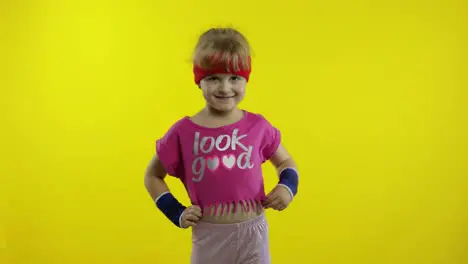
[192,27,251,72]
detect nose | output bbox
[218,80,230,93]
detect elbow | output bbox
[144,172,152,189]
[144,170,165,185]
[276,157,296,174]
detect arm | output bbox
[269,144,299,199]
[144,154,170,201]
[259,115,299,210]
[144,154,202,228]
[269,144,297,174]
[144,154,187,228]
[146,121,201,227]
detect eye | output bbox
[231,76,242,81]
[205,76,219,81]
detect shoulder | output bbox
[164,116,190,132]
[157,116,193,141]
[244,110,276,128]
[244,110,267,122]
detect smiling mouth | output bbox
[214,95,235,99]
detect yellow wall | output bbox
[3,0,467,263]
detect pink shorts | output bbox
[190,213,271,264]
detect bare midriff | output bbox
[200,202,264,224]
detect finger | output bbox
[266,189,278,199]
[262,198,273,208]
[276,201,287,211]
[185,213,201,222]
[190,206,203,218]
[264,197,278,209]
[263,192,278,206]
[267,197,279,208]
[184,220,197,227]
[269,198,283,210]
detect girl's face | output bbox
[199,74,246,113]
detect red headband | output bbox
[193,56,251,85]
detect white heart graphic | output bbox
[222,155,236,169]
[206,156,219,171]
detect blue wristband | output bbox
[155,192,186,228]
[278,168,299,198]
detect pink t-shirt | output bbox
[155,110,281,213]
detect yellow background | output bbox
[2,0,467,263]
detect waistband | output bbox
[194,212,267,231]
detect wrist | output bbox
[278,167,299,198]
[277,183,295,200]
[155,192,186,228]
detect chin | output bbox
[215,105,236,112]
[210,103,237,113]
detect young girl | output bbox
[144,27,299,264]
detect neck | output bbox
[204,106,242,118]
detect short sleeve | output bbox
[155,121,183,178]
[259,116,281,162]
